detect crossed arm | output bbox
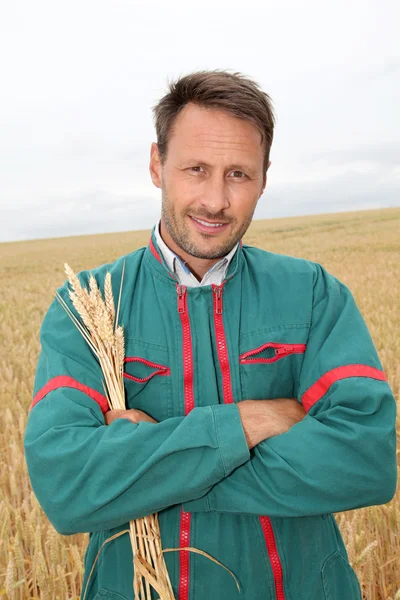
[105,397,306,449]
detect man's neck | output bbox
[159,220,224,281]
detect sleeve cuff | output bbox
[182,403,250,513]
[211,402,250,476]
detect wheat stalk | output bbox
[58,262,241,600]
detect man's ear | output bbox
[149,142,162,189]
[261,160,271,194]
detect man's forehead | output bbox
[170,104,264,145]
[168,111,264,168]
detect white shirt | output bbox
[154,218,239,287]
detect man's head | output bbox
[149,70,275,269]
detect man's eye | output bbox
[190,166,204,173]
[230,170,246,178]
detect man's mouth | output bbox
[189,215,229,233]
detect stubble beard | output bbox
[161,187,255,260]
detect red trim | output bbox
[176,284,195,600]
[177,286,195,415]
[30,375,109,414]
[260,517,285,600]
[179,510,191,600]
[302,364,387,413]
[149,235,178,280]
[149,236,162,264]
[212,284,234,404]
[123,356,170,383]
[240,342,306,364]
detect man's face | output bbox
[150,103,269,260]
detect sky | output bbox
[0,0,399,242]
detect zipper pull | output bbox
[177,285,187,314]
[275,345,293,356]
[213,285,223,314]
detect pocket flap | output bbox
[123,356,170,383]
[240,342,306,364]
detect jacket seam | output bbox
[313,280,340,311]
[240,322,310,339]
[125,336,169,352]
[211,406,228,477]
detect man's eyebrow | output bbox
[180,160,259,177]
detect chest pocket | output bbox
[239,324,309,400]
[123,338,172,422]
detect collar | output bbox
[153,218,239,285]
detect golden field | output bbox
[0,207,399,599]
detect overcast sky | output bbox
[1,0,399,242]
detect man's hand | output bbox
[237,398,306,450]
[104,408,158,426]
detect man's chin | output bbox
[184,240,235,261]
[171,219,237,259]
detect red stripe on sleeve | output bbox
[302,364,387,412]
[30,375,110,414]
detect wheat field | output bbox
[0,207,399,599]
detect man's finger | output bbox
[105,408,158,425]
[130,408,158,424]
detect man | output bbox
[25,70,397,600]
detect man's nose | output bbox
[200,175,230,214]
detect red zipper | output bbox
[179,510,191,600]
[240,342,306,364]
[177,285,195,413]
[213,284,286,600]
[259,516,285,600]
[176,284,194,600]
[212,284,234,404]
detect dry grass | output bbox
[0,207,399,599]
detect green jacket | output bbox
[24,227,397,600]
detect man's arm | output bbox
[24,283,253,535]
[106,398,306,448]
[183,267,397,517]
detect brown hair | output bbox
[152,69,276,173]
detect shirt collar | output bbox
[154,218,239,283]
